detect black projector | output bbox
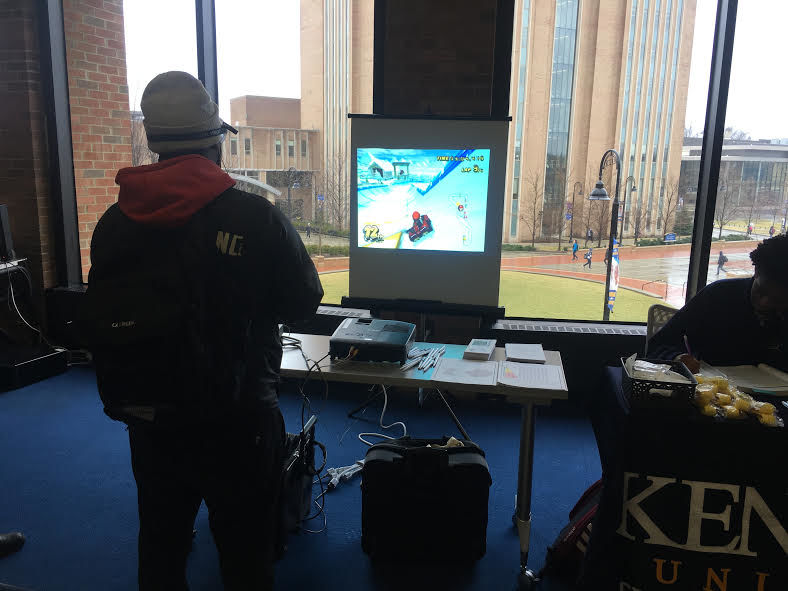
[329,318,416,364]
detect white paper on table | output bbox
[504,343,546,364]
[497,361,566,390]
[431,358,498,386]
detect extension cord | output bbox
[326,460,364,490]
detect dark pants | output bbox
[583,259,591,268]
[572,251,578,260]
[128,408,285,591]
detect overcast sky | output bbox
[123,0,786,139]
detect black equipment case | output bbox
[361,436,492,561]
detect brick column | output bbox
[63,0,132,278]
[0,0,56,291]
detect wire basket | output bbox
[621,357,697,412]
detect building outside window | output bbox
[301,138,307,158]
[230,138,237,156]
[288,139,294,158]
[244,137,251,155]
[276,138,281,156]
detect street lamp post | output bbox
[588,149,622,322]
[570,181,583,240]
[619,176,636,245]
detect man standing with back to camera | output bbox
[88,72,323,590]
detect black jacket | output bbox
[648,278,788,371]
[89,156,323,411]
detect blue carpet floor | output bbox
[0,368,600,590]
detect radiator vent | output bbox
[493,320,646,337]
[317,306,370,318]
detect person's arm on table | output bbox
[646,290,711,372]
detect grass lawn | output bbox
[318,270,667,323]
[721,218,781,234]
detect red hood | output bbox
[115,154,235,227]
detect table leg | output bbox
[515,402,539,589]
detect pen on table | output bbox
[421,346,441,371]
[427,346,445,370]
[418,348,434,371]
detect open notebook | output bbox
[699,362,788,394]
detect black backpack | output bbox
[85,216,247,426]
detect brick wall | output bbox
[0,0,56,293]
[63,0,132,278]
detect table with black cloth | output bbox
[581,366,788,591]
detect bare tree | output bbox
[715,164,740,238]
[743,179,761,232]
[725,126,751,141]
[551,167,577,251]
[131,116,157,166]
[630,193,649,245]
[658,177,681,234]
[592,200,611,248]
[314,150,349,231]
[519,170,544,247]
[552,196,569,251]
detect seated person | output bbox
[648,235,788,372]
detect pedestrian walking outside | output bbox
[583,247,593,269]
[717,250,729,276]
[769,225,775,238]
[306,222,312,239]
[572,239,579,261]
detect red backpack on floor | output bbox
[539,479,603,583]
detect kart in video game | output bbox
[407,211,433,242]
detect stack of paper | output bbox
[504,343,546,364]
[432,358,498,386]
[463,339,497,360]
[431,358,567,392]
[497,361,566,391]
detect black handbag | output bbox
[361,436,492,562]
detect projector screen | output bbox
[349,117,508,307]
[357,148,489,252]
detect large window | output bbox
[213,0,372,305]
[705,0,788,288]
[498,0,715,322]
[124,0,198,169]
[54,0,755,318]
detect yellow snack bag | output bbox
[721,405,745,419]
[696,383,717,395]
[709,376,729,392]
[693,374,707,384]
[733,396,753,412]
[699,404,717,417]
[694,385,716,405]
[752,402,776,416]
[758,414,781,427]
[715,393,732,406]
